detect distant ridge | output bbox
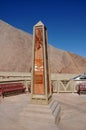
[0,20,86,73]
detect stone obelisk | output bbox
[31,21,52,104]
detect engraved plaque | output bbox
[35,75,43,84]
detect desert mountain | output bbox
[0,20,86,74]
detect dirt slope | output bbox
[0,20,86,73]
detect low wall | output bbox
[0,72,85,93]
[51,74,86,93]
[52,80,78,93]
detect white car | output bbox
[73,74,86,80]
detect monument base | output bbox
[31,94,52,105]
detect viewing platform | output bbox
[0,93,86,130]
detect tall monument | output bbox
[31,21,52,104]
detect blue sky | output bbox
[0,0,86,57]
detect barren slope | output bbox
[0,20,32,72]
[0,20,86,73]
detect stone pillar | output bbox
[31,21,52,104]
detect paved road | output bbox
[0,93,86,130]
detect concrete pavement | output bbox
[55,93,86,130]
[0,93,86,130]
[0,94,60,130]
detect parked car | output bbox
[72,74,86,81]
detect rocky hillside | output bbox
[0,20,86,73]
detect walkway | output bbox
[0,93,86,130]
[55,93,86,130]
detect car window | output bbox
[80,76,86,79]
